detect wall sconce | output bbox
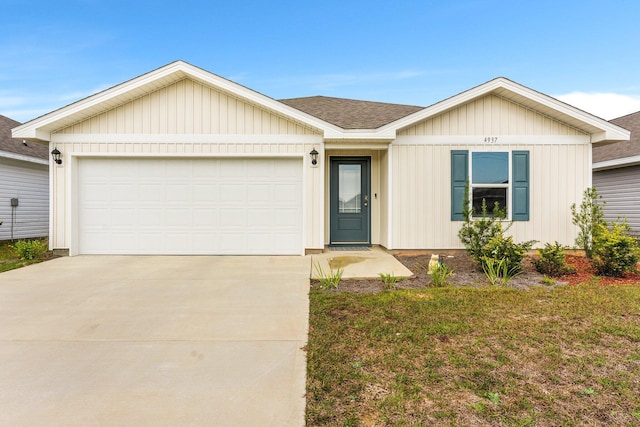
[310,148,319,166]
[51,147,62,165]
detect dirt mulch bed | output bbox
[331,252,640,293]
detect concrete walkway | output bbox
[0,256,309,426]
[311,246,413,279]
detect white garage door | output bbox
[77,157,303,255]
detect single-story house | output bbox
[12,61,630,256]
[593,111,640,235]
[0,114,49,241]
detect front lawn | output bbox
[306,284,640,426]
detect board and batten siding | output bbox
[53,78,320,136]
[0,158,48,240]
[50,141,324,253]
[593,166,640,236]
[391,143,589,249]
[399,94,588,137]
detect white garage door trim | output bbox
[74,156,304,255]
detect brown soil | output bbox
[332,251,549,293]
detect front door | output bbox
[330,157,371,245]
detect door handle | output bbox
[364,195,368,207]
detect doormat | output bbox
[330,247,371,252]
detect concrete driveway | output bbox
[0,256,310,426]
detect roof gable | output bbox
[386,77,629,143]
[13,61,338,141]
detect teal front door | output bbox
[330,157,371,245]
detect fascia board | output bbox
[593,155,640,171]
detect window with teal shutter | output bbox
[511,151,530,221]
[450,150,468,220]
[451,149,529,221]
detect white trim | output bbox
[593,155,640,171]
[393,135,590,146]
[387,146,393,250]
[68,152,304,159]
[0,150,48,165]
[324,142,391,150]
[51,133,322,144]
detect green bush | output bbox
[481,235,536,275]
[430,262,453,287]
[12,239,49,261]
[591,222,640,277]
[534,242,575,277]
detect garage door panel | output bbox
[78,158,302,255]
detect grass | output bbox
[306,284,640,426]
[0,239,51,273]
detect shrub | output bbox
[571,188,605,258]
[380,273,401,290]
[534,242,575,277]
[481,235,536,275]
[482,257,520,286]
[458,188,506,266]
[591,222,640,277]
[313,261,343,290]
[430,262,453,287]
[12,239,48,261]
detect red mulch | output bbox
[562,255,640,285]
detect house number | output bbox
[483,137,498,143]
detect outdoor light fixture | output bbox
[51,147,62,165]
[310,148,319,166]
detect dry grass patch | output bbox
[306,285,640,426]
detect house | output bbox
[593,111,640,235]
[12,61,629,256]
[0,115,49,241]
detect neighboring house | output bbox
[12,61,629,256]
[0,115,49,241]
[593,111,640,235]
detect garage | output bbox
[77,157,303,255]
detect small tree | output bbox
[571,187,605,258]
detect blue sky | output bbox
[2,0,640,123]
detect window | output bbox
[451,150,529,221]
[471,152,509,216]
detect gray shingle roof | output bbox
[279,96,424,129]
[593,111,640,163]
[0,114,49,160]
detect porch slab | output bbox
[310,247,413,279]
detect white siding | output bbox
[53,78,318,136]
[399,94,588,137]
[594,166,640,236]
[391,142,589,249]
[0,158,49,240]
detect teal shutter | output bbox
[512,150,530,221]
[451,150,469,221]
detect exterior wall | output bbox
[390,141,590,249]
[54,78,317,136]
[593,165,640,236]
[51,140,323,254]
[0,158,49,240]
[399,94,588,137]
[324,149,383,246]
[379,149,389,248]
